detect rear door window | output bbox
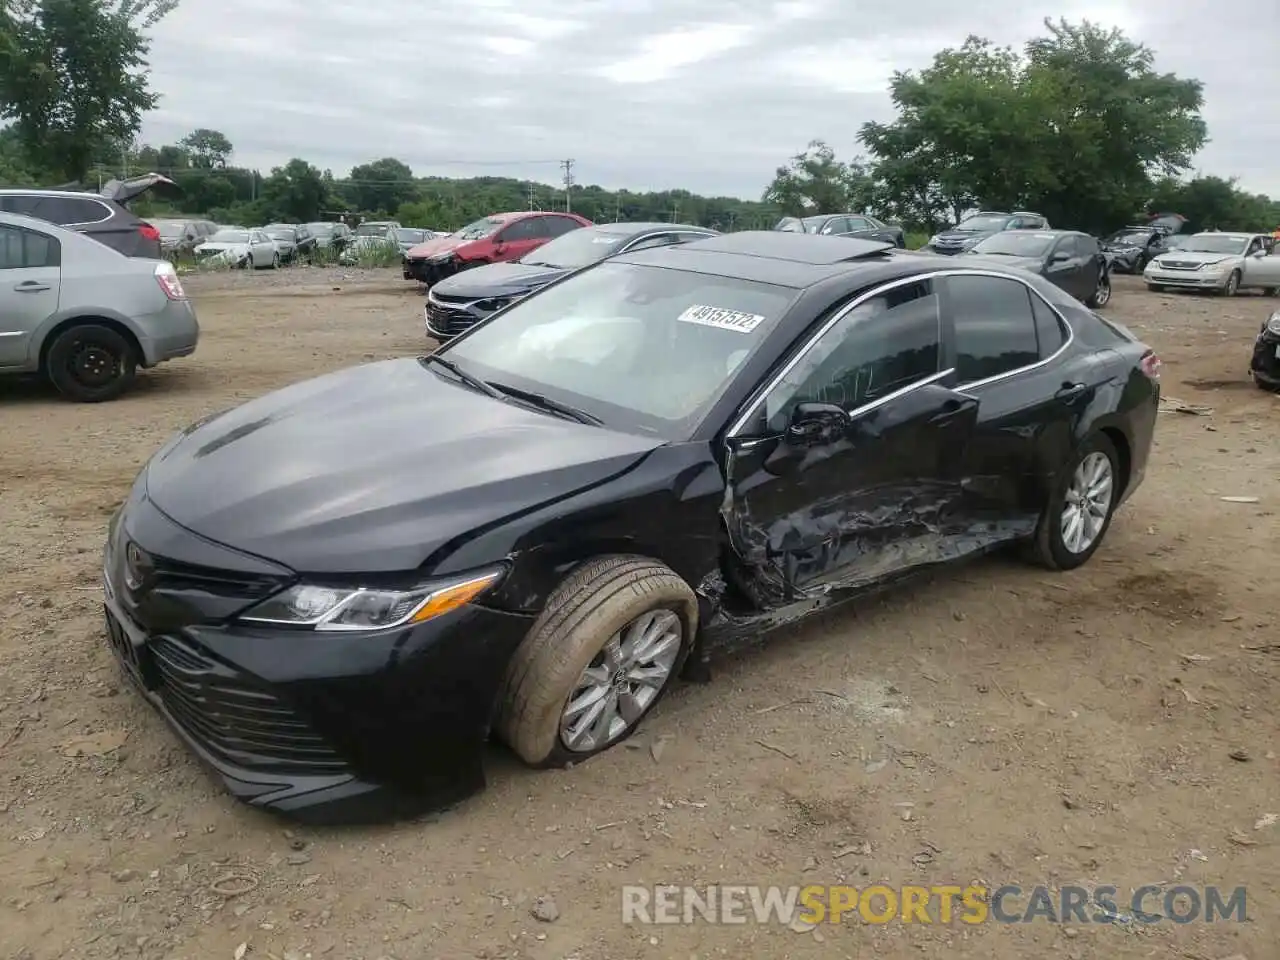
[31,196,110,225]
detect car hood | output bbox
[1153,252,1237,267]
[144,358,663,573]
[431,260,567,299]
[194,242,247,254]
[935,229,988,242]
[405,235,470,259]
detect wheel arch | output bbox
[38,315,144,374]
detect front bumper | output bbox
[424,299,496,342]
[925,243,970,256]
[404,257,462,285]
[1143,267,1231,290]
[1251,333,1280,388]
[101,495,534,824]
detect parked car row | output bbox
[404,211,593,285]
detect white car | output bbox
[193,227,281,269]
[1143,231,1280,296]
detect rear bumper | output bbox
[135,300,199,366]
[404,258,462,285]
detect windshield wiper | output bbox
[487,382,602,425]
[521,260,559,268]
[421,354,505,400]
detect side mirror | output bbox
[787,401,850,447]
[1051,251,1071,263]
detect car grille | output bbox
[426,294,481,338]
[1158,260,1199,271]
[149,633,345,774]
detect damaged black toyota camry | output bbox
[102,231,1160,824]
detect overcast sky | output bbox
[138,0,1279,201]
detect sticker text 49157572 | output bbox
[677,304,766,334]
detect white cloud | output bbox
[136,0,1280,199]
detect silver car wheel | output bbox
[1060,451,1114,554]
[559,609,682,753]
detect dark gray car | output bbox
[960,229,1111,308]
[774,213,905,247]
[926,211,1050,255]
[0,173,181,259]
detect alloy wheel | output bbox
[558,609,682,753]
[1060,451,1114,554]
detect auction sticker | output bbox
[677,304,766,333]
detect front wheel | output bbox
[1086,272,1111,308]
[496,556,697,768]
[1222,270,1241,296]
[44,323,137,402]
[1027,433,1120,571]
[272,251,281,269]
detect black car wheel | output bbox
[45,323,138,402]
[1087,272,1111,308]
[496,555,697,768]
[1028,432,1120,571]
[1223,270,1241,296]
[272,251,281,269]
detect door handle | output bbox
[14,281,50,292]
[1055,382,1087,401]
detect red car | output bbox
[403,210,592,285]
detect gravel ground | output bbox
[1,269,1277,960]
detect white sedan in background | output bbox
[193,227,280,270]
[1144,232,1280,296]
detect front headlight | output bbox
[928,234,941,245]
[475,296,512,313]
[238,567,504,632]
[428,251,456,263]
[1265,312,1280,335]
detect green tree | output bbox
[346,157,416,215]
[261,158,327,221]
[858,20,1208,233]
[1147,176,1280,233]
[0,0,178,181]
[763,140,856,217]
[179,127,232,168]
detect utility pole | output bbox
[671,202,679,223]
[527,181,537,210]
[614,195,621,222]
[560,159,575,213]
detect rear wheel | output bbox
[1086,272,1111,308]
[1027,433,1120,571]
[44,323,137,402]
[496,556,696,768]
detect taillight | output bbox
[154,263,186,300]
[1139,349,1161,380]
[138,222,160,241]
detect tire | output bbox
[1146,283,1163,293]
[243,256,254,270]
[1264,287,1279,297]
[1222,270,1241,296]
[44,323,137,402]
[272,251,281,269]
[1086,271,1111,308]
[1027,432,1121,571]
[496,555,697,768]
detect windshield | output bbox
[521,228,628,268]
[454,217,504,240]
[1106,230,1150,245]
[443,261,795,438]
[208,230,249,243]
[396,229,425,243]
[264,226,295,239]
[307,223,334,235]
[799,216,833,234]
[356,223,391,236]
[1164,236,1191,250]
[154,221,185,238]
[955,214,1013,232]
[971,233,1054,257]
[774,217,804,233]
[1181,234,1250,255]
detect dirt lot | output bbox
[1,268,1276,960]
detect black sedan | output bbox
[774,213,906,247]
[100,231,1160,824]
[961,229,1111,308]
[1251,308,1280,390]
[1101,225,1172,274]
[425,222,718,340]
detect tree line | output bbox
[2,4,1277,237]
[765,19,1280,235]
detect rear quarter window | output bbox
[31,196,111,225]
